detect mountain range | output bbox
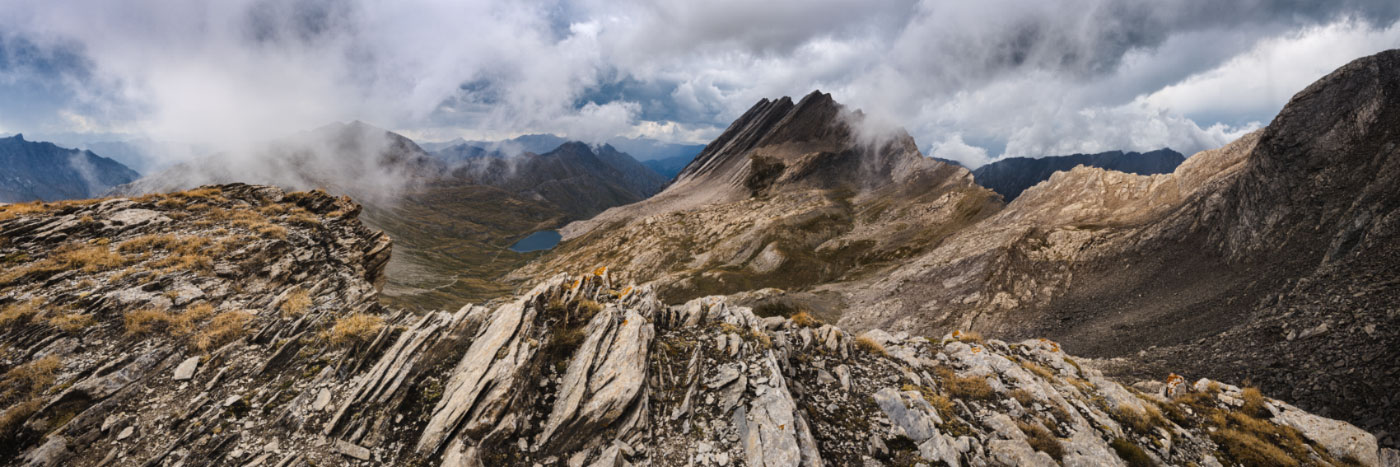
[109,121,666,310]
[515,50,1400,450]
[0,134,140,203]
[0,48,1397,466]
[971,149,1186,201]
[420,133,705,163]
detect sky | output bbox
[1,0,1399,168]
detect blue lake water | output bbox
[509,230,562,252]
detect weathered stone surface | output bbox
[172,357,200,381]
[1273,401,1380,466]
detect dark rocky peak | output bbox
[673,90,939,199]
[1215,48,1400,262]
[753,90,847,148]
[676,95,796,181]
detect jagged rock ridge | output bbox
[515,91,994,308]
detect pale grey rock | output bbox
[987,439,1057,467]
[172,356,200,381]
[1272,401,1379,466]
[335,439,372,461]
[312,388,332,411]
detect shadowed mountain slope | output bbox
[0,135,139,203]
[971,149,1185,201]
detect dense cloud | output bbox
[1,0,1398,167]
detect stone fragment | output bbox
[173,357,200,381]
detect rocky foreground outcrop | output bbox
[1,188,1387,466]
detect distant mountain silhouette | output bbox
[971,149,1184,201]
[0,134,140,203]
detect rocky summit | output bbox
[0,183,1390,465]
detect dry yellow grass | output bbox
[903,383,956,418]
[1,354,60,397]
[191,310,253,351]
[853,334,887,356]
[324,313,385,347]
[1240,386,1266,417]
[1017,420,1064,461]
[172,187,224,200]
[0,201,50,222]
[256,224,288,239]
[150,252,214,273]
[936,366,996,400]
[119,234,209,255]
[1010,388,1036,407]
[279,288,312,316]
[0,243,129,285]
[0,299,43,326]
[125,303,211,336]
[48,312,95,333]
[60,245,127,273]
[124,308,176,335]
[0,397,44,440]
[952,330,984,343]
[285,211,321,227]
[258,204,291,216]
[789,311,821,328]
[0,354,60,440]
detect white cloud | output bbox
[0,0,1397,169]
[1145,19,1400,125]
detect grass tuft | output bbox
[324,313,385,348]
[790,311,821,328]
[0,299,44,327]
[936,366,996,401]
[191,310,253,351]
[853,335,887,356]
[1017,420,1064,461]
[279,288,312,317]
[1110,438,1154,467]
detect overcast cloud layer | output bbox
[1,0,1398,167]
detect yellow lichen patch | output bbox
[593,266,608,276]
[324,313,386,347]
